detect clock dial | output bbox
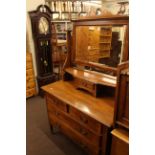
[38,17,49,34]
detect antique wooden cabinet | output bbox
[42,15,129,155]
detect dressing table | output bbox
[42,15,129,155]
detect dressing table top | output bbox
[42,80,114,127]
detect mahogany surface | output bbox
[42,80,114,127]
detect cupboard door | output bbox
[116,74,129,129]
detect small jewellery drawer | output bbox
[72,77,96,96]
[26,61,33,70]
[73,78,95,91]
[46,94,67,112]
[69,107,102,134]
[26,69,34,77]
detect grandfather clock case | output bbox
[29,5,56,96]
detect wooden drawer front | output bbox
[61,123,100,155]
[69,107,102,134]
[46,94,67,112]
[26,88,36,98]
[73,78,95,95]
[48,105,100,146]
[26,81,35,90]
[49,114,100,155]
[26,61,33,70]
[63,113,101,146]
[26,69,34,77]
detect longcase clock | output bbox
[29,5,56,96]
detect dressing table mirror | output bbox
[63,15,129,97]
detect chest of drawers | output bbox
[26,52,36,98]
[42,81,114,155]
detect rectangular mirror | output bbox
[75,25,127,67]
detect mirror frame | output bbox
[70,15,129,72]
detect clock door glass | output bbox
[38,17,49,34]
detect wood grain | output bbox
[42,80,114,127]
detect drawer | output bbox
[26,81,35,90]
[49,113,100,155]
[69,107,102,134]
[73,78,96,95]
[61,121,100,155]
[26,88,36,98]
[62,112,101,146]
[46,94,67,112]
[26,69,34,77]
[26,61,33,70]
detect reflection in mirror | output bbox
[75,25,127,67]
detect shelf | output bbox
[65,67,117,87]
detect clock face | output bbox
[38,17,49,34]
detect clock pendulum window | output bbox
[29,5,57,96]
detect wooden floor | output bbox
[26,95,87,155]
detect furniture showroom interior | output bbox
[26,0,129,155]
